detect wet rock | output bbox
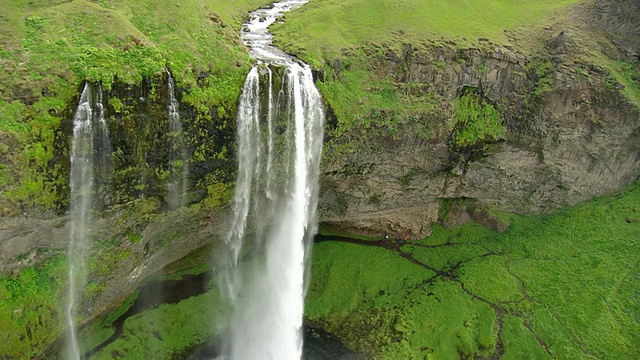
[471,210,509,233]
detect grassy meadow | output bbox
[272,0,585,65]
[307,180,640,359]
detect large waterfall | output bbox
[222,0,325,359]
[66,83,111,359]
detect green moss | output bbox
[529,59,556,95]
[451,92,505,149]
[108,97,124,113]
[318,66,437,142]
[0,254,67,359]
[502,315,552,359]
[459,256,523,304]
[125,229,142,244]
[608,60,640,109]
[203,181,234,209]
[75,289,141,356]
[84,282,226,359]
[0,0,271,213]
[88,243,131,278]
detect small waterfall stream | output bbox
[66,83,111,359]
[222,1,325,359]
[166,72,188,210]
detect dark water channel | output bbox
[186,322,356,360]
[82,271,210,358]
[82,262,356,359]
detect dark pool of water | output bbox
[301,322,358,360]
[83,265,356,359]
[185,321,357,360]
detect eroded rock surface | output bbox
[317,1,640,237]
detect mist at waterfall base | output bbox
[65,83,111,360]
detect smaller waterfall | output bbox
[66,83,111,359]
[94,86,112,206]
[166,72,188,210]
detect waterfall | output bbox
[221,1,325,359]
[66,83,111,359]
[166,72,188,210]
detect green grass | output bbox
[0,254,67,359]
[273,0,584,64]
[607,60,640,109]
[306,180,640,359]
[0,0,270,84]
[76,281,226,359]
[5,181,635,358]
[317,67,438,142]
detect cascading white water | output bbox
[66,83,111,359]
[166,72,188,210]
[222,1,324,359]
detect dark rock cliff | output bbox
[316,4,640,237]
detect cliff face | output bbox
[592,0,640,61]
[2,1,637,264]
[317,14,640,237]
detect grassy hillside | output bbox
[309,180,640,358]
[272,0,584,65]
[0,0,270,90]
[0,0,269,212]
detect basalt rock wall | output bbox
[317,40,640,238]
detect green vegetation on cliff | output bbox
[273,0,639,164]
[272,0,583,157]
[0,196,228,359]
[0,254,66,358]
[451,92,505,148]
[309,181,640,358]
[0,0,269,212]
